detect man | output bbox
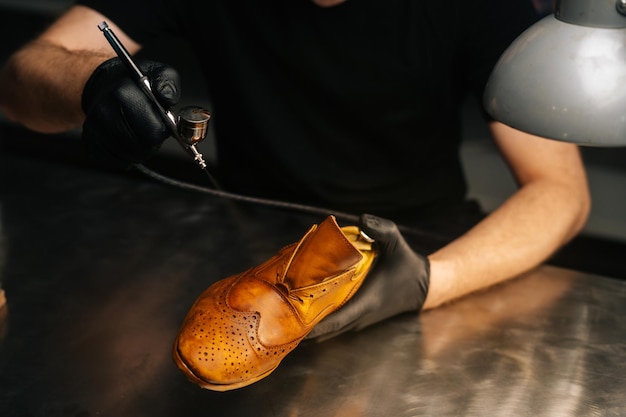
[0,0,590,338]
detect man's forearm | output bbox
[423,177,590,310]
[0,40,111,133]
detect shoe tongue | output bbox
[284,216,363,288]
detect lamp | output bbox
[484,0,626,146]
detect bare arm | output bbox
[423,122,591,309]
[0,5,141,133]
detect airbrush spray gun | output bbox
[97,21,218,186]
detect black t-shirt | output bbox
[76,0,538,232]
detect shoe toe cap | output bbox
[174,277,299,388]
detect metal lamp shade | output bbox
[484,11,626,147]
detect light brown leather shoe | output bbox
[173,215,376,391]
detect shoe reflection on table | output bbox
[0,292,6,343]
[0,207,7,341]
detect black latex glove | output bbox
[307,213,430,341]
[81,57,181,168]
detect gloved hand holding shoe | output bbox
[307,213,430,341]
[81,57,181,168]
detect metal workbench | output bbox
[1,126,625,416]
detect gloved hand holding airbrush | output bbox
[81,56,181,168]
[82,22,211,172]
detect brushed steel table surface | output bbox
[1,130,625,417]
